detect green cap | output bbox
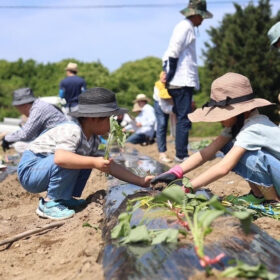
[180,0,213,19]
[268,22,280,46]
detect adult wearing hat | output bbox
[59,62,86,114]
[162,0,213,163]
[267,22,280,107]
[126,94,156,145]
[268,21,280,48]
[152,73,280,203]
[2,88,67,153]
[17,87,153,220]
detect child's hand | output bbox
[141,175,154,188]
[93,157,113,173]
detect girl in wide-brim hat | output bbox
[152,72,280,203]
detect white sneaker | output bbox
[174,156,189,163]
[159,154,172,163]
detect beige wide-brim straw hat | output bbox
[69,87,128,118]
[65,62,78,72]
[188,72,274,123]
[133,93,151,103]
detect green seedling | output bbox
[221,259,278,280]
[104,116,127,160]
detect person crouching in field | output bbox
[17,87,153,220]
[152,73,280,203]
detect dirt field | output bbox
[0,138,279,280]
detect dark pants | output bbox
[154,101,169,153]
[126,133,147,144]
[168,87,193,159]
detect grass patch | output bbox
[190,122,222,137]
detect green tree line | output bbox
[0,0,279,137]
[0,57,163,119]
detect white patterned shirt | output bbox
[27,121,100,156]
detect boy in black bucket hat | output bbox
[17,87,153,220]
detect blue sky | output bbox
[0,0,280,72]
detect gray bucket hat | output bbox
[68,87,128,118]
[268,21,280,46]
[12,88,36,106]
[180,0,213,19]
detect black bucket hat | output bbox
[68,87,128,118]
[12,88,36,106]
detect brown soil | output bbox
[0,137,279,280]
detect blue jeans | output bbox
[221,142,280,196]
[126,133,147,144]
[154,101,169,153]
[17,150,91,200]
[168,87,193,159]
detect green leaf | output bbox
[232,211,251,220]
[232,211,252,234]
[98,143,106,150]
[208,196,226,210]
[157,185,185,204]
[221,260,278,280]
[123,225,151,244]
[198,210,224,229]
[111,212,132,239]
[182,177,193,189]
[221,266,242,277]
[151,228,179,245]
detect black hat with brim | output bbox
[68,87,128,118]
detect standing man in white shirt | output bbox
[163,0,213,162]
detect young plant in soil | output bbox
[104,116,127,160]
[112,179,258,276]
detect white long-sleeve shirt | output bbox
[163,18,199,90]
[134,104,156,138]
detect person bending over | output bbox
[2,88,66,153]
[18,87,153,220]
[152,73,280,203]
